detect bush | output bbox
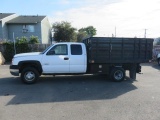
[29,35,39,44]
[3,42,15,62]
[16,36,28,44]
[2,36,40,62]
[3,37,30,62]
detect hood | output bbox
[14,52,41,58]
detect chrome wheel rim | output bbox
[24,71,35,81]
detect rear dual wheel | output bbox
[110,67,125,82]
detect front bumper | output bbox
[10,65,19,76]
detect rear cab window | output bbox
[71,44,82,55]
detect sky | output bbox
[1,0,160,38]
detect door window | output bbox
[47,44,68,55]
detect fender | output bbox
[18,60,42,73]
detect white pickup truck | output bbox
[10,37,153,84]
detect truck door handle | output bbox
[64,57,69,60]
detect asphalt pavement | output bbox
[0,63,160,120]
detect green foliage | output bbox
[77,26,97,42]
[16,42,30,54]
[77,31,88,42]
[3,42,15,62]
[154,37,160,45]
[1,36,40,62]
[3,37,30,62]
[79,26,97,37]
[52,21,77,42]
[29,35,39,44]
[16,36,28,44]
[15,36,30,55]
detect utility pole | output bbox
[13,32,16,55]
[144,29,147,38]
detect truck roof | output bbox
[54,42,84,45]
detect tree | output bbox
[77,31,88,42]
[77,26,97,42]
[79,26,96,37]
[154,37,160,45]
[52,21,77,42]
[29,35,39,44]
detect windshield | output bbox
[41,44,54,54]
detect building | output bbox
[0,13,18,41]
[0,13,51,44]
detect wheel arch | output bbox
[18,60,42,74]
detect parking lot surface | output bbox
[0,63,160,120]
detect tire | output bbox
[110,67,125,82]
[21,67,39,84]
[158,58,160,66]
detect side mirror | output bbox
[47,50,55,55]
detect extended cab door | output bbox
[42,44,69,73]
[69,44,87,73]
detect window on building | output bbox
[22,25,35,32]
[71,44,82,55]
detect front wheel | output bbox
[21,67,39,84]
[110,67,125,82]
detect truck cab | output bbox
[41,43,87,74]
